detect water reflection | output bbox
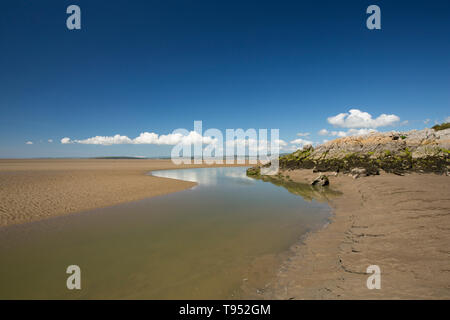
[0,167,333,299]
[253,175,342,203]
[152,167,255,186]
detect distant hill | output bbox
[91,156,148,160]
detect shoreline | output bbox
[261,169,450,299]
[0,159,247,227]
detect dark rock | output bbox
[311,174,329,186]
[350,168,367,179]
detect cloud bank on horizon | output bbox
[57,109,407,152]
[61,131,293,153]
[61,131,216,146]
[24,109,449,152]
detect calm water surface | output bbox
[0,167,334,299]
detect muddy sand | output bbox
[1,160,449,299]
[0,159,245,227]
[262,169,450,299]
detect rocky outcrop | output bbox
[248,128,450,177]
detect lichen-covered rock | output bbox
[275,128,450,175]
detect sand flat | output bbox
[264,170,450,299]
[2,160,449,298]
[0,159,245,227]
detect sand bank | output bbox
[0,159,245,227]
[263,170,450,299]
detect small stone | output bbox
[311,174,329,186]
[350,168,367,179]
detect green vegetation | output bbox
[278,146,315,170]
[246,166,261,176]
[403,148,412,157]
[432,122,450,131]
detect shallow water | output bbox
[0,167,333,299]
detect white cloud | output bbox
[318,128,377,138]
[327,109,400,128]
[319,129,346,136]
[48,139,53,143]
[346,128,377,136]
[61,137,72,144]
[76,135,133,145]
[296,132,310,137]
[424,119,430,124]
[60,132,287,155]
[333,131,347,137]
[60,132,218,146]
[275,139,288,147]
[290,138,313,146]
[25,141,33,145]
[445,116,450,123]
[224,138,288,154]
[133,132,217,145]
[318,129,346,137]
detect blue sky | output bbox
[1,0,449,157]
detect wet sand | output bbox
[0,159,246,227]
[264,169,450,299]
[2,160,449,299]
[0,167,331,299]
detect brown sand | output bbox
[264,169,450,299]
[0,159,246,227]
[2,160,449,298]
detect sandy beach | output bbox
[263,169,450,299]
[0,159,245,227]
[1,159,449,299]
